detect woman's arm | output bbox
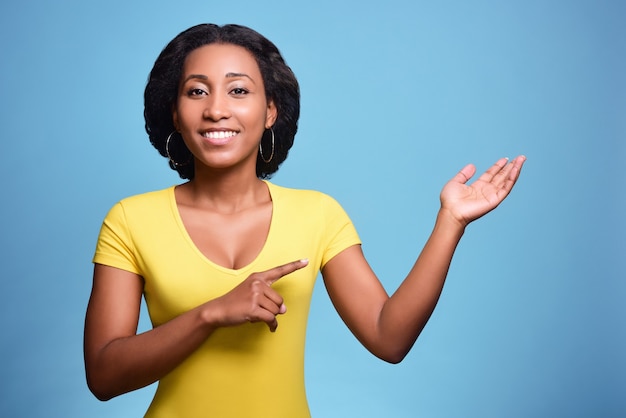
[84,260,308,400]
[321,156,526,363]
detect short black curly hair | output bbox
[144,24,300,179]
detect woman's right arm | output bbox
[84,260,308,401]
[84,264,218,400]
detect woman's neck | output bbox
[179,167,269,215]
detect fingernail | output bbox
[300,258,309,265]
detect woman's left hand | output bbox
[439,155,526,227]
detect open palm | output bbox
[440,156,526,226]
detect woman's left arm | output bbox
[321,156,526,363]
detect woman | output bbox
[84,23,525,417]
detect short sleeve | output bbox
[92,202,141,275]
[320,194,361,267]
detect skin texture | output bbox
[84,42,526,401]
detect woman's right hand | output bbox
[206,259,309,332]
[84,258,308,399]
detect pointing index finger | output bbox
[265,259,309,286]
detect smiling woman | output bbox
[143,24,299,180]
[84,23,525,418]
[172,44,277,177]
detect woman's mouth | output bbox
[201,130,239,145]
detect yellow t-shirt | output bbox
[93,181,361,418]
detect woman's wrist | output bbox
[435,207,467,238]
[197,301,222,333]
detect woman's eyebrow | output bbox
[183,74,208,83]
[226,72,255,83]
[182,73,255,83]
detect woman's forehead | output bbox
[183,43,261,77]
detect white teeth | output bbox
[204,131,237,139]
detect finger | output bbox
[476,157,510,183]
[268,316,279,332]
[492,155,526,184]
[248,307,280,332]
[500,155,526,192]
[255,306,285,334]
[254,301,284,332]
[490,158,517,187]
[267,302,288,332]
[262,258,309,286]
[511,155,527,173]
[259,288,285,314]
[451,164,476,184]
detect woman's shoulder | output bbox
[266,181,336,204]
[116,186,175,206]
[104,187,175,219]
[266,181,348,216]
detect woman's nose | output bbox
[203,94,231,120]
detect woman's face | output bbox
[173,43,277,174]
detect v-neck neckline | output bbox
[169,180,276,275]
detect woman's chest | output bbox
[179,201,273,270]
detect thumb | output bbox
[452,163,476,184]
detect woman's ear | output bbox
[265,100,278,129]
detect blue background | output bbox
[1,0,624,416]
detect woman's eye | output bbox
[187,88,206,97]
[231,87,249,95]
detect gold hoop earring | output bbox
[259,128,275,164]
[166,131,191,167]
